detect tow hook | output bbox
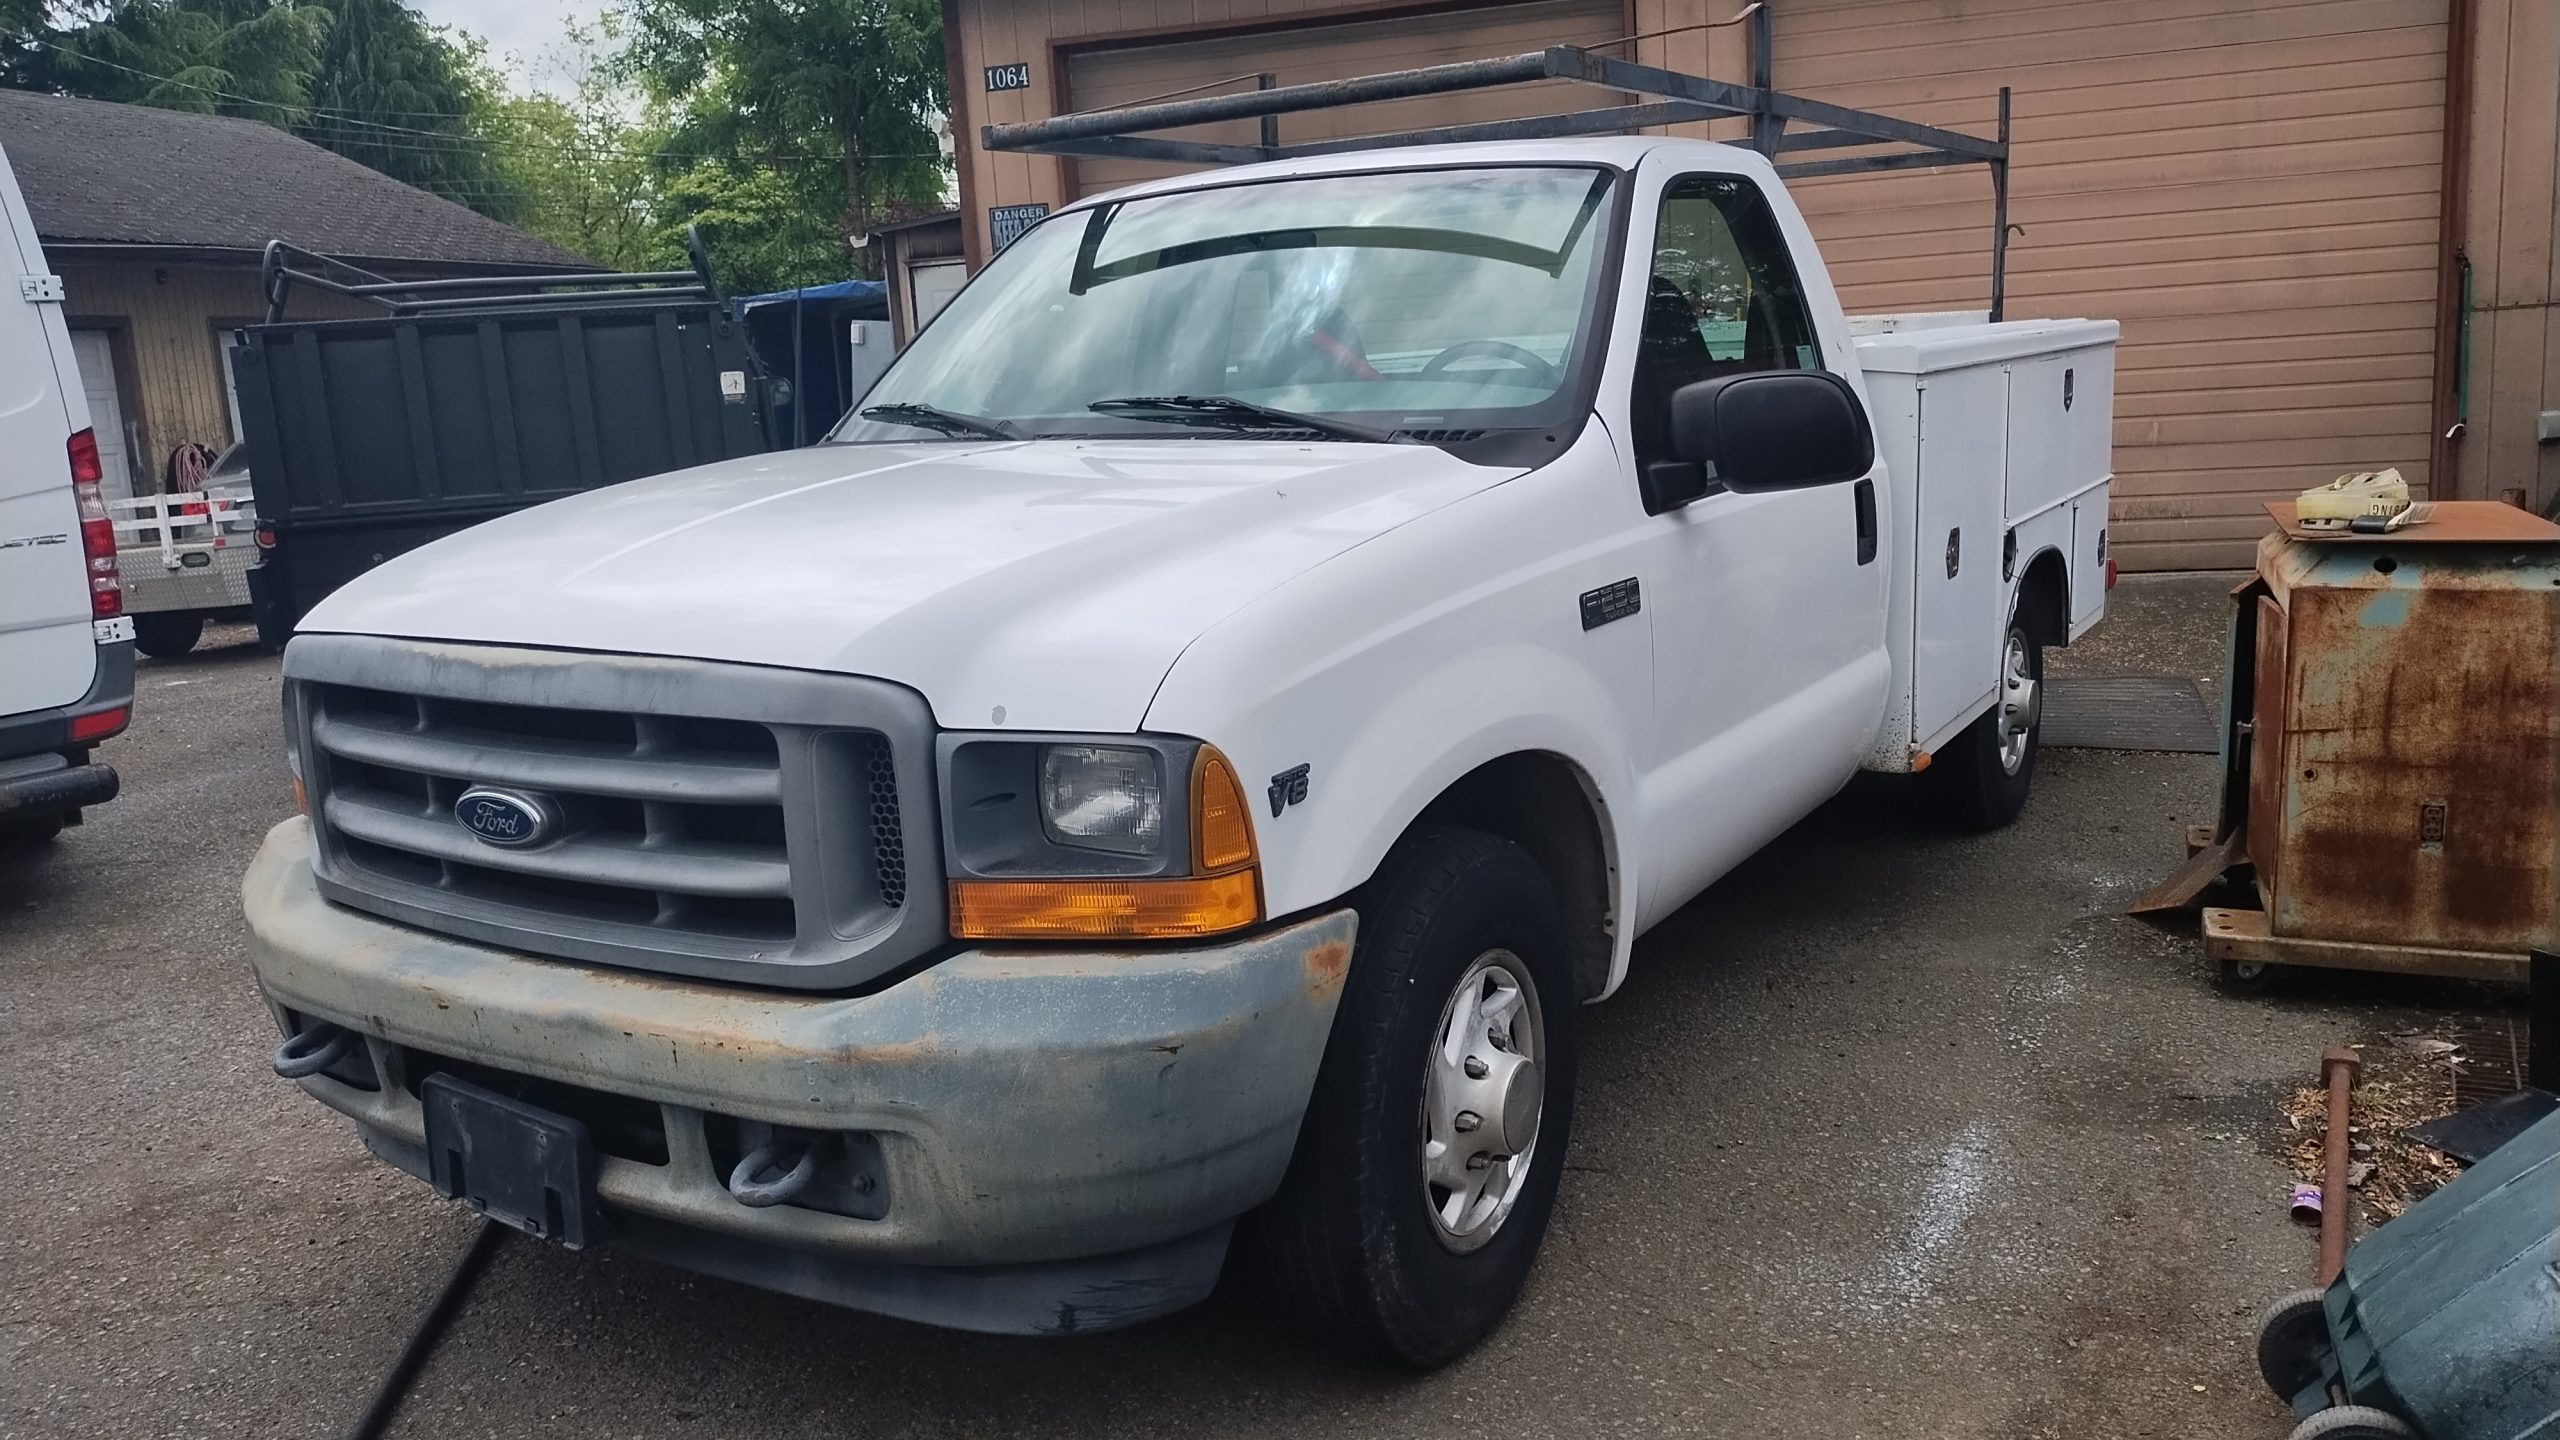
[727,1137,818,1208]
[274,1021,358,1078]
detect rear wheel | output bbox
[1242,826,1576,1367]
[132,612,204,658]
[1926,609,2043,830]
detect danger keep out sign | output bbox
[988,204,1048,251]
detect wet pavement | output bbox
[0,583,2512,1439]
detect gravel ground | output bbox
[0,585,2512,1440]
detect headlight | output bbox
[1039,744,1164,855]
[939,734,1261,940]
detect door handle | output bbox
[1853,478,1878,566]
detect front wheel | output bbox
[1242,826,1577,1367]
[1925,613,2043,830]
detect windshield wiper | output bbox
[859,402,1017,441]
[1088,395,1403,445]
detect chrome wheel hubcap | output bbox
[1421,949,1545,1253]
[1996,628,2039,775]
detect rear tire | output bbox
[132,612,204,658]
[1925,608,2043,830]
[1241,826,1577,1367]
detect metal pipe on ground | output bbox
[2319,1045,2362,1285]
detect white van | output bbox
[0,143,133,843]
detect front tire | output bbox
[1926,610,2043,830]
[132,612,204,658]
[1243,826,1577,1367]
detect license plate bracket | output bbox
[421,1074,600,1249]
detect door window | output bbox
[1630,175,1821,464]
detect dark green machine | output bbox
[2254,1104,2560,1440]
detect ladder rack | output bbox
[982,42,2014,319]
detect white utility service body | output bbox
[240,135,2114,1358]
[1851,314,2116,770]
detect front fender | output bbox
[1145,440,1650,995]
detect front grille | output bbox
[311,684,802,946]
[866,744,906,908]
[287,636,943,990]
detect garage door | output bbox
[69,328,138,504]
[1064,0,1627,198]
[1767,0,2448,571]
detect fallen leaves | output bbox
[2280,1063,2465,1222]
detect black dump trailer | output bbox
[234,235,778,648]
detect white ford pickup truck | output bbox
[242,132,2114,1363]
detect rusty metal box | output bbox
[2225,516,2560,974]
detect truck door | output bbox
[1622,171,1889,924]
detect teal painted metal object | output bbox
[2289,1106,2560,1437]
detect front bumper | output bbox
[242,818,1356,1331]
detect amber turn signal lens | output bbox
[1192,746,1258,873]
[949,869,1261,941]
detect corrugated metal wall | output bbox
[2455,0,2559,513]
[1754,0,2452,571]
[1063,0,1625,196]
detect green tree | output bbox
[296,0,523,217]
[18,0,521,218]
[653,157,845,294]
[31,0,329,124]
[625,0,947,281]
[478,20,676,271]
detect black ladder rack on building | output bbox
[982,42,2014,320]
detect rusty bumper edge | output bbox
[242,818,1358,1268]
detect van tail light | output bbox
[69,430,122,619]
[70,705,129,743]
[254,521,278,551]
[2106,557,2119,590]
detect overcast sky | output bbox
[415,0,604,95]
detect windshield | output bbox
[838,166,1618,444]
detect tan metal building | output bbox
[936,0,2559,570]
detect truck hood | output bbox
[298,439,1517,731]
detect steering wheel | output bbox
[1418,339,1563,390]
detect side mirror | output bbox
[1660,370,1875,503]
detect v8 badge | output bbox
[1267,764,1310,819]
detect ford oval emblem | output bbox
[454,786,558,848]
